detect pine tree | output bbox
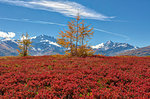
[79,21,94,46]
[57,15,94,57]
[78,22,94,57]
[17,33,32,56]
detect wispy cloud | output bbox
[0,17,66,26]
[94,28,130,40]
[0,31,15,38]
[0,0,114,21]
[0,17,129,40]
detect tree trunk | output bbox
[75,20,79,56]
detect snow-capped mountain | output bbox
[92,40,138,56]
[0,35,139,56]
[30,35,64,55]
[91,43,104,49]
[0,35,64,56]
[0,38,18,56]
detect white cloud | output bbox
[0,31,16,38]
[0,17,128,40]
[0,17,66,26]
[0,0,114,21]
[0,17,129,40]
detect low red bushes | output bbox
[0,56,149,98]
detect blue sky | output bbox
[0,0,150,47]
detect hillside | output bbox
[0,55,149,98]
[119,46,150,56]
[0,39,18,56]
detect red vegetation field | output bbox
[0,55,150,98]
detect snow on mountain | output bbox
[30,35,63,53]
[1,38,16,43]
[0,35,64,56]
[93,40,138,56]
[0,35,139,56]
[30,36,37,39]
[0,38,18,49]
[40,39,61,47]
[1,38,12,41]
[92,40,137,50]
[30,35,64,55]
[91,43,104,49]
[0,38,19,56]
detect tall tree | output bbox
[17,33,32,56]
[75,15,81,55]
[78,22,94,57]
[79,22,94,46]
[57,15,94,57]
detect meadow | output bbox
[0,55,149,98]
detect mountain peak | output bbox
[1,38,12,41]
[92,41,138,56]
[32,35,56,42]
[105,40,113,45]
[0,35,139,56]
[0,38,17,44]
[39,34,47,37]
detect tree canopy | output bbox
[17,33,32,56]
[57,15,94,57]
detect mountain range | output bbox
[0,35,140,56]
[91,40,138,56]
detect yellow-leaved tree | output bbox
[17,33,32,56]
[57,15,94,57]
